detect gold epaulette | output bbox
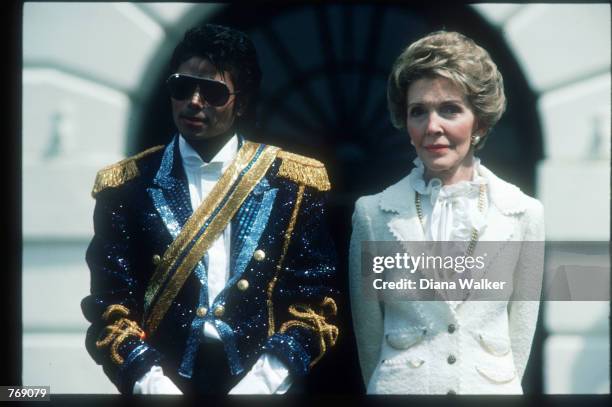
[91,145,165,198]
[276,150,331,192]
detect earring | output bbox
[471,134,481,146]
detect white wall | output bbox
[23,2,610,394]
[474,3,611,394]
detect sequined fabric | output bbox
[82,135,339,393]
[143,142,277,335]
[177,256,208,379]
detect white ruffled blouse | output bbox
[407,157,489,242]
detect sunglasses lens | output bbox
[199,80,230,106]
[167,75,197,100]
[167,74,231,106]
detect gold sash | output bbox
[143,141,279,335]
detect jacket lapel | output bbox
[379,175,425,243]
[466,164,528,297]
[479,164,526,242]
[229,177,278,279]
[147,135,193,239]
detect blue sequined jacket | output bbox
[81,136,339,393]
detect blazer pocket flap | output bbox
[476,362,516,384]
[385,328,426,350]
[380,357,425,368]
[477,332,511,356]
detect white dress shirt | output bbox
[181,135,234,340]
[134,135,291,394]
[407,157,489,241]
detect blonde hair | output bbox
[387,31,506,149]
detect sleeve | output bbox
[228,354,292,394]
[261,183,340,378]
[348,197,385,387]
[81,189,163,394]
[133,365,183,395]
[508,199,545,379]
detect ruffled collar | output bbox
[407,157,489,241]
[378,158,527,217]
[407,157,487,205]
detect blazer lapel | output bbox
[467,164,528,295]
[480,205,516,242]
[147,136,193,240]
[478,163,527,245]
[229,177,278,279]
[379,175,426,243]
[468,204,516,297]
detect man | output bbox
[81,23,339,395]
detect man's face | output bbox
[170,57,240,141]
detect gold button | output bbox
[152,254,161,266]
[253,249,266,261]
[196,307,207,317]
[236,279,249,291]
[213,305,225,318]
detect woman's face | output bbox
[405,76,479,183]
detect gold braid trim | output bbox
[279,297,339,367]
[267,184,305,337]
[277,151,331,192]
[96,304,146,365]
[101,304,130,321]
[91,145,165,198]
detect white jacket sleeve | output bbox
[508,199,545,379]
[349,197,385,387]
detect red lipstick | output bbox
[424,144,449,152]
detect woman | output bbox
[349,31,544,394]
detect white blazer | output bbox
[349,164,544,394]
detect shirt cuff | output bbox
[228,353,292,394]
[133,365,183,395]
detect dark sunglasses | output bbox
[166,73,238,106]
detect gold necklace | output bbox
[415,183,486,256]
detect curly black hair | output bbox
[170,24,262,123]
